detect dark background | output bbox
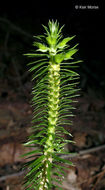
[0,2,105,190]
[0,1,105,96]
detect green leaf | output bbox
[55,53,64,63]
[64,49,78,60]
[32,67,48,80]
[31,122,48,129]
[57,35,76,49]
[54,155,74,166]
[53,177,62,185]
[34,129,46,138]
[42,24,50,35]
[33,42,49,52]
[32,104,47,114]
[33,35,45,40]
[60,75,79,85]
[57,120,73,126]
[24,53,47,57]
[27,58,47,66]
[56,126,73,136]
[53,171,63,178]
[24,170,42,188]
[60,60,83,65]
[26,163,43,176]
[52,163,68,173]
[60,68,79,75]
[32,116,47,123]
[21,149,41,158]
[58,24,65,36]
[29,61,48,72]
[62,81,79,87]
[46,160,52,183]
[23,140,39,146]
[33,65,48,75]
[52,184,64,190]
[58,114,74,121]
[32,90,48,101]
[40,136,47,145]
[27,155,45,171]
[71,43,79,50]
[33,109,48,119]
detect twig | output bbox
[0,171,25,182]
[77,168,105,187]
[78,144,105,155]
[60,144,105,159]
[91,169,105,190]
[0,144,105,182]
[0,17,33,39]
[29,144,105,159]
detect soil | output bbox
[0,79,105,190]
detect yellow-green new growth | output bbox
[23,20,81,190]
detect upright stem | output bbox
[39,56,60,190]
[24,20,79,190]
[46,56,60,153]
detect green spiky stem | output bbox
[23,20,81,190]
[39,56,60,190]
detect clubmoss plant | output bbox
[23,20,81,190]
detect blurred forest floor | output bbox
[0,17,105,190]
